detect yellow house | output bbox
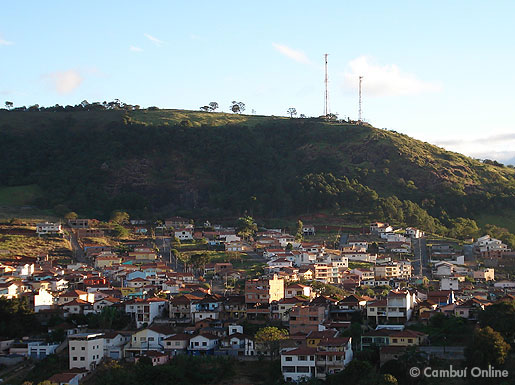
[388,330,427,347]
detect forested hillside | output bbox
[0,107,514,235]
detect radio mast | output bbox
[358,75,363,123]
[324,54,329,117]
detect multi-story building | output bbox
[125,298,167,328]
[68,333,104,370]
[245,274,284,306]
[367,290,416,324]
[289,306,326,334]
[36,222,63,236]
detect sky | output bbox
[1,1,514,164]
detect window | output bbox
[297,366,310,373]
[73,357,77,361]
[202,342,207,346]
[71,347,75,350]
[408,339,413,343]
[283,366,295,373]
[81,347,85,350]
[298,355,306,361]
[148,337,155,341]
[392,339,398,343]
[80,357,85,361]
[285,357,292,361]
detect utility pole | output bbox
[358,76,363,123]
[324,54,329,117]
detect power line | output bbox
[358,75,363,123]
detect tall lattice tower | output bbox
[324,54,329,117]
[358,75,363,123]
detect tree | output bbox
[465,326,511,368]
[230,101,245,114]
[295,219,304,241]
[5,101,13,110]
[190,253,211,271]
[254,326,288,358]
[237,215,257,240]
[287,107,297,118]
[209,102,219,111]
[479,299,515,344]
[64,211,78,220]
[200,106,210,112]
[110,210,129,224]
[299,113,306,118]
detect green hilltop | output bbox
[0,107,514,235]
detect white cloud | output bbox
[47,70,83,94]
[144,33,165,46]
[0,36,13,46]
[272,43,310,64]
[343,56,442,96]
[130,45,143,52]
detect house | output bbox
[61,299,93,315]
[174,228,194,241]
[366,290,415,324]
[36,222,63,236]
[472,268,495,281]
[302,225,315,236]
[281,347,317,382]
[135,350,170,366]
[222,295,247,320]
[245,274,285,306]
[47,371,88,385]
[285,283,313,299]
[315,336,353,379]
[219,326,255,357]
[93,296,120,313]
[27,341,59,359]
[68,333,104,370]
[103,331,131,360]
[68,218,92,228]
[289,306,326,334]
[124,325,175,356]
[165,217,192,229]
[125,298,167,328]
[0,282,19,299]
[33,288,55,312]
[58,290,95,305]
[169,294,203,324]
[163,333,190,355]
[454,298,490,320]
[405,227,424,238]
[440,277,460,291]
[361,329,427,349]
[188,333,219,355]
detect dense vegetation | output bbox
[1,107,514,234]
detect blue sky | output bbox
[1,1,514,164]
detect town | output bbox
[0,214,513,384]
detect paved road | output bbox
[412,237,430,278]
[64,225,86,263]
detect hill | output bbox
[0,108,514,233]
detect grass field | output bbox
[0,184,42,206]
[0,226,72,260]
[127,109,286,128]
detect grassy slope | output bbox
[0,108,514,223]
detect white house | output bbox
[188,333,219,354]
[174,229,193,241]
[125,298,167,328]
[494,281,515,289]
[281,347,317,382]
[68,333,105,371]
[36,222,63,236]
[34,288,55,312]
[405,227,424,238]
[104,332,131,360]
[285,283,312,299]
[0,282,19,299]
[302,225,316,236]
[440,277,460,291]
[28,341,59,359]
[15,263,35,277]
[124,326,174,356]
